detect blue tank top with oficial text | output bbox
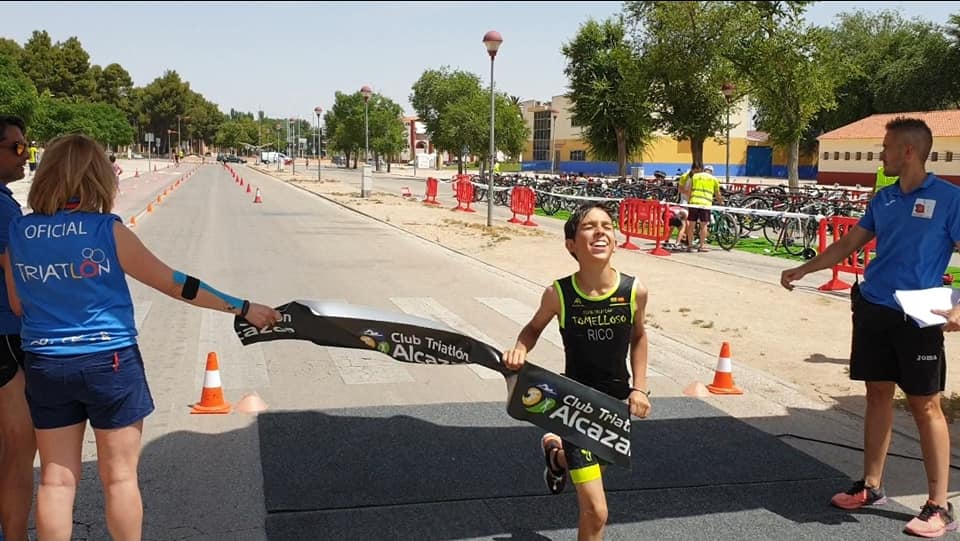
[7,211,137,355]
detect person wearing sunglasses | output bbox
[0,114,35,541]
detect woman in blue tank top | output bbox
[0,134,282,541]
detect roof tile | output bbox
[818,110,960,140]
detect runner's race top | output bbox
[554,271,638,400]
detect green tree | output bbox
[367,94,407,172]
[31,96,133,147]
[54,37,96,100]
[439,92,528,173]
[93,63,134,111]
[803,10,959,151]
[0,38,22,64]
[562,16,656,177]
[137,70,192,154]
[324,91,365,168]
[0,54,40,123]
[410,67,485,165]
[625,1,738,169]
[19,31,59,98]
[723,1,850,187]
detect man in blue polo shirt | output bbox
[781,117,960,538]
[0,115,35,541]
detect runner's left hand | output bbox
[629,390,651,418]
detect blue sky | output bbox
[1,1,957,119]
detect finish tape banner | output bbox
[234,300,631,468]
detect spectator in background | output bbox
[27,141,38,176]
[109,154,122,196]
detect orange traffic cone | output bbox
[253,188,263,204]
[191,352,232,414]
[246,183,251,193]
[235,392,269,415]
[706,342,743,395]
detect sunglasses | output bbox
[3,142,26,157]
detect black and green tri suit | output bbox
[554,271,638,483]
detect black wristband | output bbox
[631,387,651,396]
[240,300,250,318]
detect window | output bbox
[867,152,873,161]
[532,111,552,161]
[833,152,840,160]
[844,152,850,161]
[931,152,939,162]
[570,150,586,161]
[822,151,829,160]
[855,152,861,161]
[947,151,954,162]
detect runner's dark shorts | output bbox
[850,284,945,396]
[562,437,609,484]
[24,344,155,430]
[687,207,711,223]
[0,334,24,388]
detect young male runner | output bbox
[503,202,652,541]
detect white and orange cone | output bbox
[706,342,743,395]
[253,188,263,204]
[191,352,232,414]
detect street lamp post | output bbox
[290,117,298,175]
[275,124,281,172]
[483,30,503,227]
[314,106,323,182]
[721,82,736,184]
[361,85,372,198]
[550,108,559,174]
[361,85,372,164]
[176,114,190,154]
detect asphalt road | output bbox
[45,163,944,540]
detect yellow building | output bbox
[817,110,960,187]
[519,94,817,179]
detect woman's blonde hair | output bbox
[28,134,116,215]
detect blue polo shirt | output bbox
[0,183,22,335]
[858,174,960,310]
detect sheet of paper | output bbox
[894,287,960,328]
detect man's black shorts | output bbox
[850,284,945,396]
[0,334,24,388]
[687,207,711,223]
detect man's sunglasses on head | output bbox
[3,142,26,156]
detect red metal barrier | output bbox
[817,216,876,291]
[452,178,476,213]
[723,183,762,195]
[507,187,538,227]
[424,177,440,205]
[618,198,670,256]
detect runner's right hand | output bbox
[502,348,527,371]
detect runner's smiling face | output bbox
[566,207,615,262]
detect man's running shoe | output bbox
[830,479,887,510]
[541,433,566,495]
[904,500,957,538]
